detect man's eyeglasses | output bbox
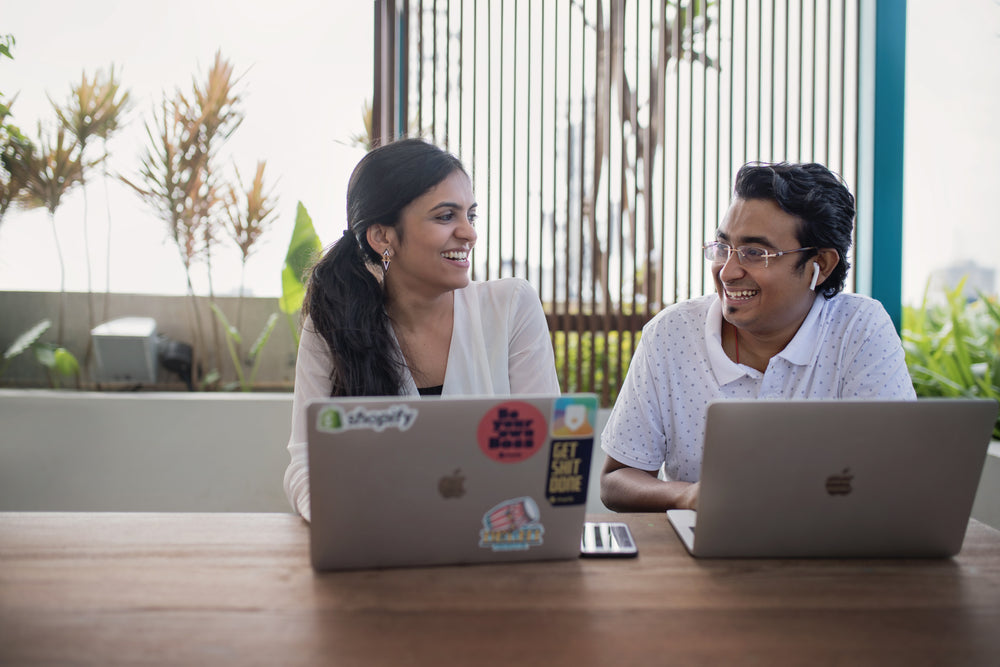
[703,241,816,268]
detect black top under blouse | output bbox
[417,384,444,396]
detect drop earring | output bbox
[809,262,820,291]
[382,248,391,272]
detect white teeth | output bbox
[726,289,758,299]
[442,251,468,260]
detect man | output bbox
[599,161,916,512]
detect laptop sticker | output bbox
[477,401,547,463]
[545,438,593,506]
[551,395,597,437]
[546,396,597,506]
[478,497,545,551]
[315,404,418,433]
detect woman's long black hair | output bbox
[302,138,467,396]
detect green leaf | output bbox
[31,344,79,379]
[279,202,322,315]
[249,312,279,360]
[209,302,242,345]
[200,369,221,389]
[280,265,307,316]
[3,319,52,360]
[52,347,80,377]
[33,344,57,368]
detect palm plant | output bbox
[51,66,130,327]
[0,100,32,227]
[124,51,246,385]
[17,122,89,345]
[1,34,32,228]
[215,159,280,387]
[223,160,278,329]
[179,51,244,303]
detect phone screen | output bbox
[579,521,638,557]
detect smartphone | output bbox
[579,521,638,558]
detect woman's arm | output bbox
[283,319,334,521]
[506,280,561,394]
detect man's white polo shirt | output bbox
[601,292,916,483]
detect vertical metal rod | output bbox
[824,0,832,163]
[714,0,724,287]
[537,0,546,300]
[769,0,776,159]
[700,0,709,296]
[431,0,438,140]
[838,0,847,174]
[798,0,804,161]
[470,0,478,280]
[672,3,681,304]
[550,0,561,387]
[400,3,409,137]
[729,0,736,188]
[851,0,860,293]
[417,0,424,137]
[525,0,533,284]
[457,0,463,156]
[783,0,790,158]
[444,0,451,148]
[498,0,506,277]
[809,0,817,160]
[562,0,573,390]
[576,0,587,390]
[687,2,695,299]
[485,1,493,277]
[742,0,749,162]
[756,0,763,159]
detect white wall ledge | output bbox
[2,390,996,531]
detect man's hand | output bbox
[676,481,700,510]
[600,456,701,512]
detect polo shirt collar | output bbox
[775,293,826,365]
[704,293,827,384]
[704,297,747,385]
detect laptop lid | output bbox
[667,398,998,558]
[307,393,598,571]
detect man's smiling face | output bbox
[712,197,819,342]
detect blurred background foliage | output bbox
[903,279,1000,439]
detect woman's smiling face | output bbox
[712,197,819,341]
[386,169,478,296]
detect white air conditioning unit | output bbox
[90,317,160,384]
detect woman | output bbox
[283,138,560,520]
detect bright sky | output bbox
[902,0,1000,303]
[1,0,998,305]
[1,0,371,297]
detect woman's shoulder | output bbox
[459,277,536,305]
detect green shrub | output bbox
[902,279,1000,440]
[552,329,638,407]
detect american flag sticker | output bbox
[478,497,545,551]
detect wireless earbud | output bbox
[809,262,821,291]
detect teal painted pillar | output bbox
[856,0,907,331]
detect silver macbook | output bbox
[307,393,599,571]
[667,398,998,558]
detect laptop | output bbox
[306,393,599,571]
[667,398,998,558]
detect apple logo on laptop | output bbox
[438,469,466,499]
[825,468,853,496]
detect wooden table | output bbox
[2,512,999,666]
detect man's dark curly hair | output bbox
[733,161,855,298]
